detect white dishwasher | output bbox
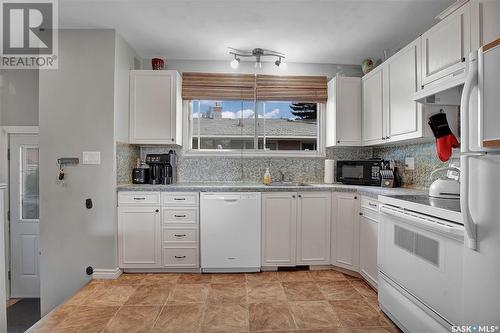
[200,192,261,272]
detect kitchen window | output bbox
[182,72,327,156]
[187,100,324,156]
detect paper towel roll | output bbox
[324,159,335,184]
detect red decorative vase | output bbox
[151,58,165,70]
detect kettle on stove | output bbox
[428,166,461,199]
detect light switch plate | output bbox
[83,151,101,165]
[405,157,415,170]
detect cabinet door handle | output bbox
[174,198,186,201]
[354,196,358,199]
[292,195,296,198]
[174,255,186,259]
[133,197,146,200]
[174,214,186,218]
[155,209,159,213]
[298,194,302,198]
[359,212,363,216]
[461,57,466,62]
[174,234,186,237]
[369,202,377,207]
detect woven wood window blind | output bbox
[182,72,328,103]
[255,75,328,103]
[182,72,255,100]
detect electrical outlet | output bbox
[405,157,415,170]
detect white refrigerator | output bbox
[460,38,500,325]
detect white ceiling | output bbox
[59,0,455,65]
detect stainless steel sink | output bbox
[267,182,311,187]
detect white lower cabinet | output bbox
[359,196,380,289]
[118,205,161,268]
[118,191,199,270]
[331,192,360,271]
[296,192,331,265]
[261,192,297,266]
[262,192,331,267]
[161,192,199,268]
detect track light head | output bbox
[230,56,240,69]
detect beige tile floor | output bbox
[28,270,401,333]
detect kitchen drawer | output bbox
[163,208,198,224]
[360,207,379,223]
[162,193,198,206]
[163,248,198,267]
[118,192,160,205]
[361,196,380,212]
[163,228,197,243]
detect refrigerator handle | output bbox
[460,155,477,250]
[460,51,479,250]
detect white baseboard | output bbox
[92,268,122,280]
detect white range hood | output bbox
[413,70,465,106]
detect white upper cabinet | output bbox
[296,192,331,265]
[326,76,362,147]
[129,70,182,145]
[362,68,384,145]
[384,38,424,142]
[363,38,430,145]
[421,3,470,87]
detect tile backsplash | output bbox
[372,141,448,189]
[116,141,446,189]
[116,142,140,185]
[137,146,372,184]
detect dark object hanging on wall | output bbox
[428,112,459,162]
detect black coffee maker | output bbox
[145,151,176,185]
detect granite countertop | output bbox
[117,182,425,198]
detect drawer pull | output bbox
[133,197,146,200]
[174,198,186,201]
[174,234,186,237]
[174,214,187,218]
[174,255,186,259]
[368,203,377,207]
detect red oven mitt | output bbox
[428,113,459,162]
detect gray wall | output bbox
[38,29,118,315]
[143,59,363,79]
[114,34,141,143]
[0,69,39,126]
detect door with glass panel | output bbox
[9,134,39,297]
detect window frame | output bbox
[183,101,326,158]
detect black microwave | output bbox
[336,160,382,186]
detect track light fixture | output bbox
[228,47,286,69]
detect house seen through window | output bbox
[189,100,320,152]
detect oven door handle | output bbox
[380,205,464,238]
